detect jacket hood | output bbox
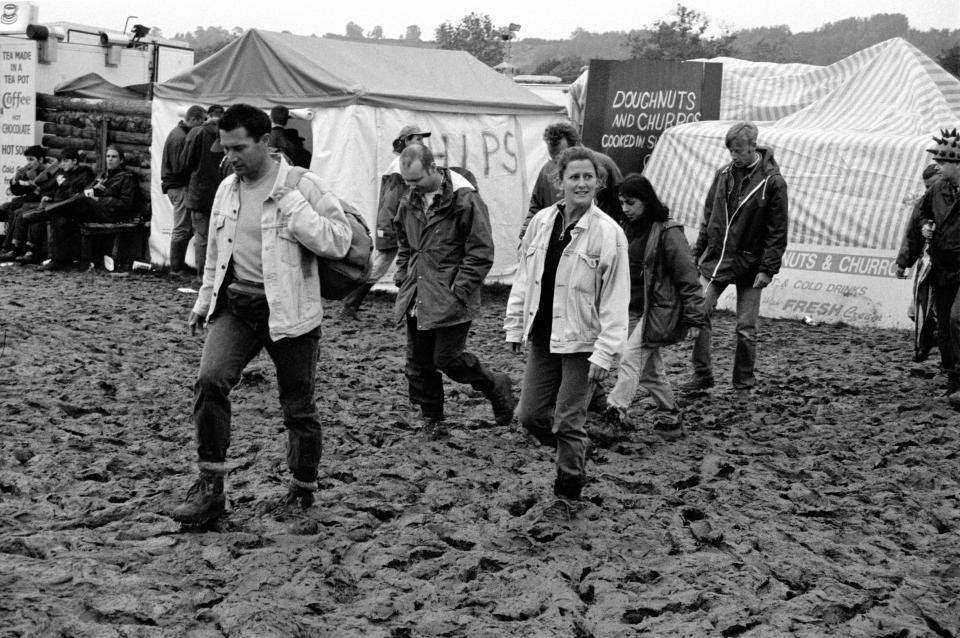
[723,145,781,179]
[755,146,781,178]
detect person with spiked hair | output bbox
[897,129,960,403]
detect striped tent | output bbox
[645,38,960,251]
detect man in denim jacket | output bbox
[171,104,352,526]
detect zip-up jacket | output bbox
[91,166,139,220]
[637,220,705,346]
[181,120,225,212]
[161,121,191,192]
[896,179,960,284]
[393,168,494,329]
[693,146,789,284]
[193,158,352,341]
[505,203,630,371]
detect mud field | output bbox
[1,265,959,637]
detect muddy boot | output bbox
[340,282,374,319]
[680,375,714,394]
[553,469,585,501]
[590,406,632,447]
[652,409,684,441]
[485,372,516,426]
[171,473,226,525]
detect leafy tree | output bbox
[345,21,364,39]
[435,12,505,67]
[939,44,960,79]
[405,25,422,41]
[368,26,383,39]
[625,4,735,60]
[533,56,586,81]
[732,26,796,62]
[173,26,239,62]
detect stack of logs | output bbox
[36,93,152,218]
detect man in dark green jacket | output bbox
[393,143,515,430]
[686,121,789,396]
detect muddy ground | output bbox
[1,265,959,637]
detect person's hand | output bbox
[40,196,50,203]
[896,266,907,279]
[687,327,700,341]
[509,341,523,354]
[188,311,206,335]
[921,224,935,240]
[753,272,772,289]
[587,363,608,385]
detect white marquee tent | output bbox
[149,29,565,278]
[644,38,960,329]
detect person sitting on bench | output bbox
[23,146,138,271]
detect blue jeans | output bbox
[194,294,323,483]
[608,313,676,412]
[516,339,591,482]
[692,277,762,388]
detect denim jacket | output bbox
[192,158,352,341]
[505,203,630,371]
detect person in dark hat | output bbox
[340,123,431,319]
[896,129,960,404]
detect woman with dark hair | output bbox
[602,173,704,440]
[505,146,630,509]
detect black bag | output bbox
[284,168,373,300]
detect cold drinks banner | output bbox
[581,59,721,175]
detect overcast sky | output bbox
[34,0,959,40]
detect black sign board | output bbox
[581,59,722,175]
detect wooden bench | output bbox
[79,219,150,267]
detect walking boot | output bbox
[171,473,226,525]
[340,282,374,319]
[553,469,585,501]
[485,372,516,426]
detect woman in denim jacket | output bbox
[505,146,630,506]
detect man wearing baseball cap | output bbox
[340,124,431,318]
[897,129,960,404]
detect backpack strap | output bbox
[283,166,309,191]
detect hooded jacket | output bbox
[91,166,139,220]
[393,168,494,329]
[693,146,789,284]
[637,220,705,346]
[896,178,960,284]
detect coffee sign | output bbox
[0,2,38,34]
[581,59,721,175]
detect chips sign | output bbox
[581,59,721,175]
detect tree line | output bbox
[168,5,960,80]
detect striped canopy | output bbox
[645,38,960,250]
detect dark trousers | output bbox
[404,317,495,418]
[3,204,44,252]
[23,197,118,262]
[190,209,210,276]
[516,339,592,481]
[933,279,960,379]
[194,293,323,483]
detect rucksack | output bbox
[284,167,373,300]
[282,128,312,169]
